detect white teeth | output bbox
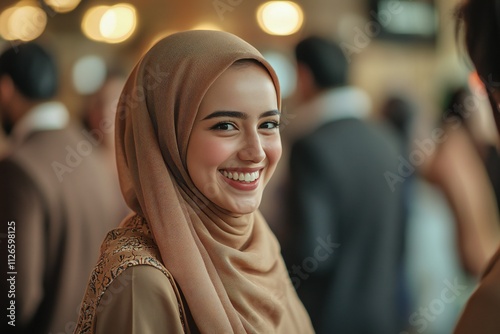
[221,170,260,183]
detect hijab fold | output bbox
[115,30,311,333]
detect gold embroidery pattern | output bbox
[74,215,187,333]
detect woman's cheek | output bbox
[203,139,235,166]
[266,136,282,165]
[262,136,282,184]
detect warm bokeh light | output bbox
[190,22,223,31]
[0,2,47,41]
[257,1,304,36]
[99,4,137,43]
[45,0,81,13]
[0,6,18,41]
[81,6,110,42]
[82,3,137,44]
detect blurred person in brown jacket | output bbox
[0,42,125,333]
[454,0,500,333]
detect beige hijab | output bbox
[115,30,313,333]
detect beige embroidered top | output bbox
[75,215,193,333]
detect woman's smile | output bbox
[218,168,263,191]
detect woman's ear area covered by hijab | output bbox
[186,60,282,216]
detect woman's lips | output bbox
[219,169,261,190]
[221,170,260,182]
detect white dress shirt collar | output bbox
[10,101,69,146]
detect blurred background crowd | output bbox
[1,0,499,333]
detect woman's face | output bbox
[187,62,281,215]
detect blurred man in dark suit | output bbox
[284,36,407,334]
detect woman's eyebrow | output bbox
[260,110,280,118]
[202,111,247,120]
[202,109,280,121]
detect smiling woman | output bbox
[187,59,282,215]
[73,30,313,334]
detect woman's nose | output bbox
[237,133,265,163]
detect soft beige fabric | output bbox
[96,266,186,334]
[114,30,313,333]
[75,214,190,333]
[454,246,500,333]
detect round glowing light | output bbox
[257,1,304,36]
[82,4,136,44]
[82,6,110,42]
[99,4,137,43]
[0,6,18,40]
[45,0,81,13]
[72,55,107,95]
[2,2,47,41]
[190,22,223,31]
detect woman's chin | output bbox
[217,199,261,216]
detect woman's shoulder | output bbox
[75,215,188,333]
[100,214,166,272]
[94,266,187,334]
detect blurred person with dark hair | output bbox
[379,95,417,238]
[0,42,125,334]
[454,1,500,332]
[283,35,407,334]
[380,95,416,143]
[424,86,500,278]
[378,94,416,322]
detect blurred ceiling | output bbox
[0,0,465,122]
[0,0,368,113]
[0,0,365,59]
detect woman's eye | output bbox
[260,121,280,130]
[210,122,237,131]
